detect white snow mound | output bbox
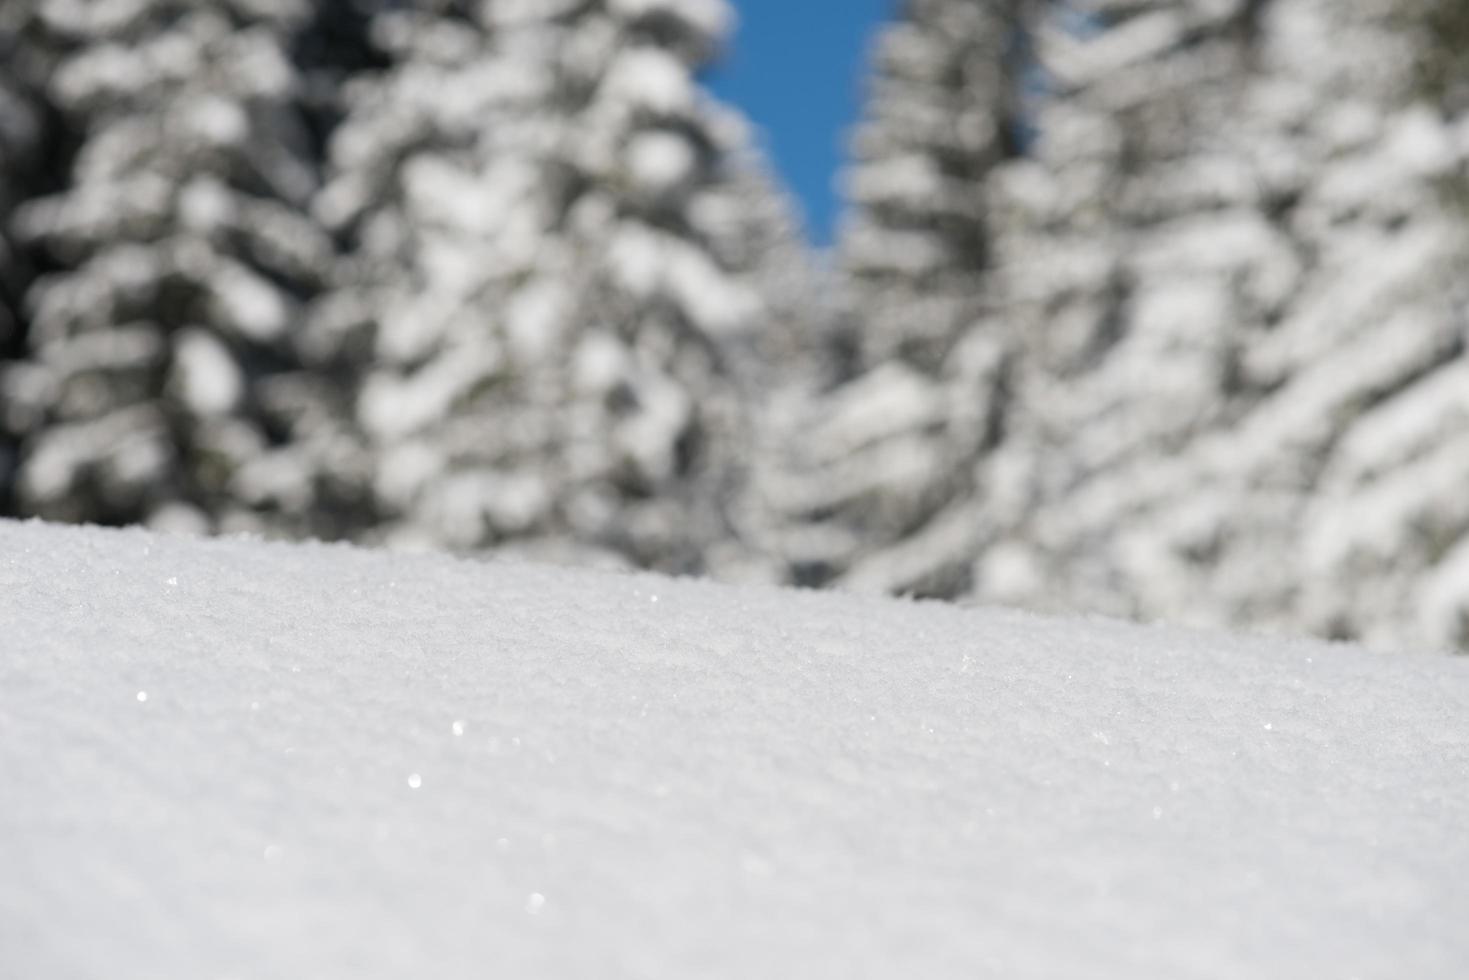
[2,519,1467,978]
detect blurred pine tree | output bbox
[317,0,796,574]
[0,0,362,536]
[764,0,1024,598]
[0,5,54,515]
[972,0,1278,620]
[981,0,1469,651]
[1272,0,1469,650]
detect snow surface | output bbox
[2,519,1468,979]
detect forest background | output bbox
[2,0,1467,654]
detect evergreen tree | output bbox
[319,0,782,574]
[0,12,43,359]
[972,0,1282,619]
[0,0,359,536]
[1262,0,1469,650]
[696,129,827,583]
[981,0,1469,653]
[1096,0,1469,649]
[0,6,53,514]
[767,0,1022,598]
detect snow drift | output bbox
[2,518,1467,978]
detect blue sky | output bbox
[707,0,894,246]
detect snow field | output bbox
[1,518,1467,978]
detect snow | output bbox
[625,129,698,199]
[601,48,694,117]
[170,329,243,417]
[2,520,1467,978]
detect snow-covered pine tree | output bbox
[0,9,45,360]
[970,0,1296,621]
[766,0,1022,598]
[984,0,1469,653]
[694,131,828,583]
[1,0,364,537]
[321,0,780,575]
[1250,0,1469,651]
[0,5,54,515]
[1073,0,1469,650]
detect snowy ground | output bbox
[2,519,1467,979]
